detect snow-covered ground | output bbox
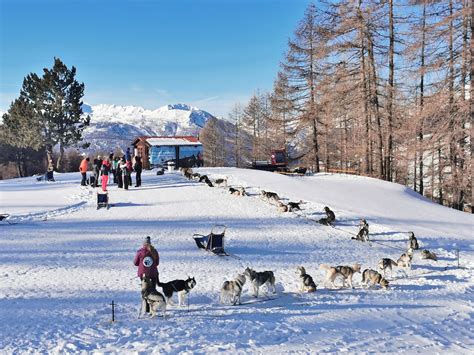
[0,168,472,353]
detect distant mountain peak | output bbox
[80,102,215,152]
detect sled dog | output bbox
[297,266,317,293]
[141,276,167,318]
[229,187,246,196]
[319,263,361,289]
[397,248,414,268]
[191,173,201,180]
[278,202,289,212]
[213,177,228,187]
[158,277,196,305]
[378,258,398,278]
[361,269,389,289]
[244,267,276,297]
[352,219,369,242]
[421,249,438,261]
[220,273,246,305]
[408,232,419,250]
[199,175,214,187]
[287,201,302,212]
[260,190,280,203]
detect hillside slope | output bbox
[0,169,472,353]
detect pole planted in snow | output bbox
[111,300,115,322]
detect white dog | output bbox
[220,273,246,305]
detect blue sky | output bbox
[0,0,312,117]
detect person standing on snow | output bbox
[134,236,160,314]
[120,157,129,190]
[134,156,143,187]
[100,157,111,191]
[79,157,90,186]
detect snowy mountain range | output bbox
[81,103,215,152]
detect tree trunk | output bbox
[418,1,427,196]
[56,144,65,172]
[367,31,384,178]
[386,0,395,181]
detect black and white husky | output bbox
[229,187,246,196]
[319,263,361,289]
[408,232,419,250]
[352,219,369,242]
[260,190,280,204]
[361,269,389,289]
[297,266,317,293]
[378,258,398,278]
[213,177,228,187]
[244,267,276,297]
[141,276,167,318]
[158,277,196,306]
[220,273,246,305]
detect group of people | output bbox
[79,148,143,191]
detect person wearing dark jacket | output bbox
[100,158,111,192]
[134,236,160,314]
[120,157,129,190]
[134,156,143,187]
[318,206,336,226]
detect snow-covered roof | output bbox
[145,137,201,146]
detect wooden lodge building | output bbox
[131,136,203,169]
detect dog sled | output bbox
[0,214,16,225]
[97,191,109,210]
[193,224,229,256]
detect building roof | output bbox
[132,136,201,147]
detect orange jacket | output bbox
[79,159,89,173]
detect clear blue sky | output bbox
[0,0,312,117]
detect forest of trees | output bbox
[202,0,472,212]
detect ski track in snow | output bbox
[0,169,473,353]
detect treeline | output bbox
[0,58,90,178]
[202,0,472,212]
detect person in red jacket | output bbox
[134,236,160,313]
[100,158,111,191]
[79,157,90,186]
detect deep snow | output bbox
[0,169,472,353]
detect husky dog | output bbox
[213,177,228,187]
[141,276,167,318]
[352,219,369,242]
[361,269,389,289]
[244,267,276,297]
[260,190,280,204]
[278,202,289,212]
[319,263,361,289]
[191,173,201,180]
[158,277,196,305]
[229,187,246,196]
[421,249,438,261]
[220,273,246,305]
[182,168,193,180]
[297,266,317,293]
[287,201,302,212]
[318,206,336,226]
[378,258,398,278]
[199,175,214,187]
[408,232,419,250]
[397,248,414,268]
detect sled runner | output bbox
[97,191,109,210]
[193,224,228,256]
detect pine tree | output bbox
[1,98,43,177]
[20,57,90,171]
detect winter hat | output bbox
[144,236,151,245]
